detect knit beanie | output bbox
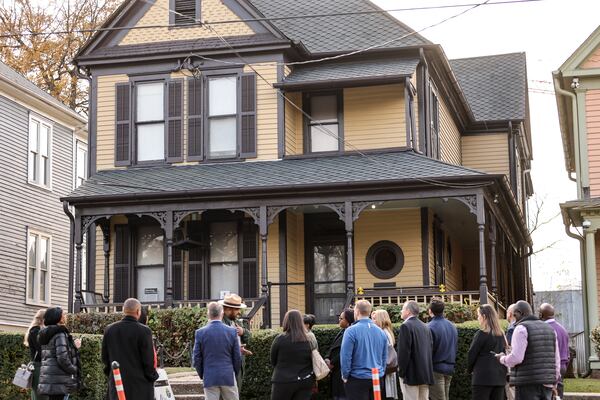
[44,307,63,326]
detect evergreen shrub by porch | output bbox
[67,306,207,367]
[377,302,478,324]
[0,332,106,400]
[240,321,483,400]
[591,325,600,357]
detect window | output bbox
[172,0,200,25]
[136,82,165,162]
[429,85,440,159]
[209,221,239,299]
[208,76,238,159]
[366,240,404,279]
[136,225,165,302]
[28,116,52,188]
[27,230,51,304]
[305,93,341,153]
[75,141,87,188]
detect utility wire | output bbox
[0,0,543,39]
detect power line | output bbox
[0,0,543,40]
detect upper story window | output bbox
[75,141,88,188]
[171,0,200,25]
[28,115,52,188]
[136,82,165,162]
[208,76,237,159]
[304,93,343,153]
[429,85,440,160]
[27,230,51,305]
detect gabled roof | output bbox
[450,52,528,122]
[0,60,86,124]
[248,0,430,54]
[274,57,420,90]
[557,25,600,75]
[64,150,485,202]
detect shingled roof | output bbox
[248,0,431,54]
[449,52,527,122]
[64,150,485,202]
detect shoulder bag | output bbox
[12,352,36,389]
[310,338,330,380]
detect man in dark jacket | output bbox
[397,300,434,400]
[427,298,458,400]
[102,298,158,400]
[194,302,241,400]
[496,300,560,400]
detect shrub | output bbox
[66,311,123,334]
[591,325,600,357]
[375,302,477,324]
[0,332,106,400]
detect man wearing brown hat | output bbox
[219,294,252,391]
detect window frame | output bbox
[127,75,171,166]
[365,240,405,279]
[302,91,344,155]
[429,83,440,160]
[205,74,239,161]
[27,114,53,190]
[74,139,88,188]
[25,228,52,306]
[169,0,201,26]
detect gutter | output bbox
[553,73,582,197]
[62,201,75,313]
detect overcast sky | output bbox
[372,0,598,291]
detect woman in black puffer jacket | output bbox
[37,307,81,400]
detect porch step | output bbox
[174,395,205,400]
[564,394,600,399]
[169,372,204,398]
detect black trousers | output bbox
[271,377,314,400]
[515,384,552,400]
[471,385,505,400]
[345,377,374,400]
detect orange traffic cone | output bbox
[112,361,127,400]
[372,367,381,400]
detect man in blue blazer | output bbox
[193,302,242,400]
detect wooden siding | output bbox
[97,74,128,171]
[462,133,510,175]
[246,64,279,161]
[354,209,422,288]
[344,84,406,151]
[439,97,461,165]
[119,0,254,46]
[581,45,600,69]
[285,211,305,312]
[445,235,464,291]
[284,92,303,156]
[587,90,600,197]
[0,94,74,327]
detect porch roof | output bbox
[274,57,419,90]
[64,150,486,203]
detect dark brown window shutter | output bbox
[173,249,183,300]
[115,83,131,166]
[241,219,258,298]
[167,79,184,162]
[187,78,203,160]
[240,73,257,158]
[114,225,131,302]
[174,0,197,25]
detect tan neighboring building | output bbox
[556,25,600,373]
[64,0,533,328]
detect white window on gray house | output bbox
[27,230,51,304]
[209,221,239,299]
[28,116,52,188]
[75,141,87,188]
[308,94,340,153]
[136,82,165,162]
[208,76,237,159]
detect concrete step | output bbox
[174,395,205,400]
[171,381,204,395]
[564,394,600,400]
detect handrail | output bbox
[239,296,267,322]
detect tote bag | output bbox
[12,363,34,389]
[312,349,330,380]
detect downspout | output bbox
[553,74,582,197]
[63,201,75,313]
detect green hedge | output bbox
[241,321,486,400]
[376,302,477,324]
[0,332,106,400]
[67,307,207,367]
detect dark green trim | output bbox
[278,211,287,322]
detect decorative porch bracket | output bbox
[173,210,205,229]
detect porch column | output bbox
[165,210,174,308]
[490,217,498,294]
[584,227,599,362]
[74,215,84,313]
[259,206,271,328]
[476,193,488,304]
[99,220,110,302]
[344,201,355,295]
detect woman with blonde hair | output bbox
[372,309,398,399]
[467,304,507,400]
[24,309,45,400]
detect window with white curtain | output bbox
[75,141,87,188]
[308,94,340,153]
[27,230,51,304]
[28,116,52,188]
[136,82,165,162]
[208,76,237,159]
[209,221,239,299]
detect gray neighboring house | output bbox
[0,61,87,331]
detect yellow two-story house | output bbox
[64,0,533,326]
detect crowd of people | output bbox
[21,293,569,400]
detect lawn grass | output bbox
[564,378,600,393]
[164,367,195,375]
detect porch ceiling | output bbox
[63,150,486,203]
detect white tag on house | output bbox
[220,290,231,300]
